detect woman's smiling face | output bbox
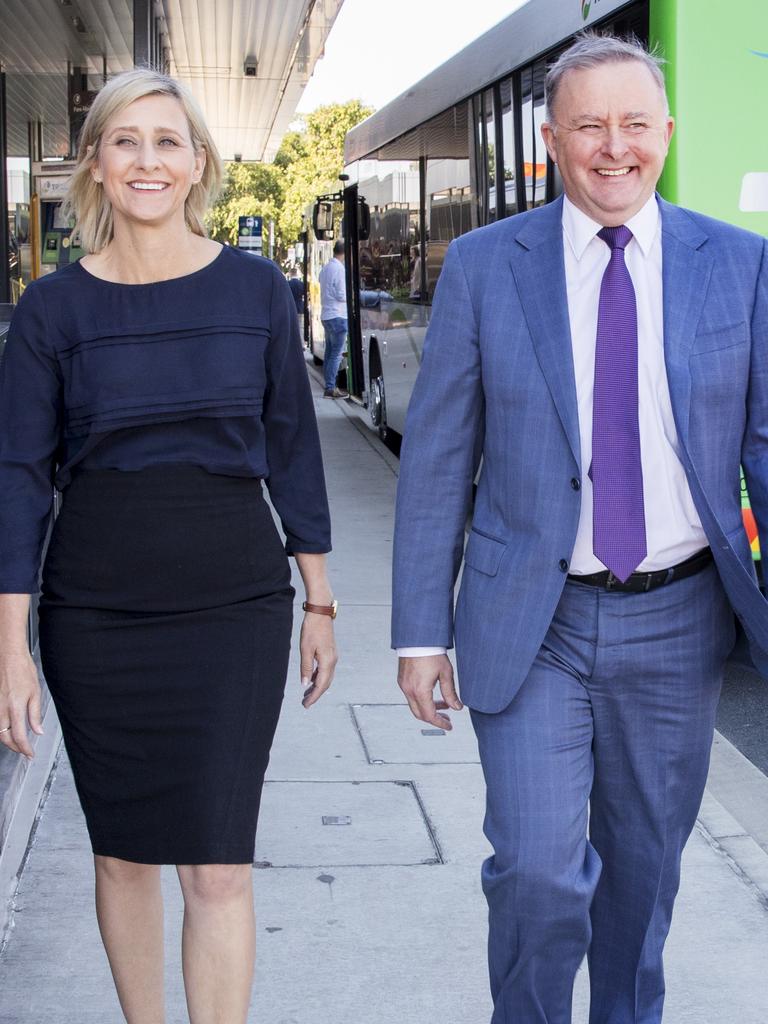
[92,93,206,234]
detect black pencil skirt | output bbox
[38,466,294,865]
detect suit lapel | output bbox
[508,197,581,467]
[659,198,713,448]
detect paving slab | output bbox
[1,376,768,1023]
[350,701,481,764]
[254,779,441,867]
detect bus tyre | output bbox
[370,373,387,441]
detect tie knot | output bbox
[598,225,633,251]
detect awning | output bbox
[0,0,343,160]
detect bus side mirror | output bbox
[313,201,334,240]
[358,198,371,241]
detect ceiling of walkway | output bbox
[0,0,343,160]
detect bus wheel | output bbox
[370,372,387,441]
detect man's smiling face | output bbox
[541,59,674,225]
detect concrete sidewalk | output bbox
[1,373,768,1023]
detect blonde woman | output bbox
[0,69,337,1022]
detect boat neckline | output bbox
[74,244,228,287]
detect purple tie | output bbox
[591,225,647,582]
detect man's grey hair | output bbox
[545,32,668,124]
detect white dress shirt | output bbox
[398,194,707,658]
[318,257,347,320]
[564,194,705,573]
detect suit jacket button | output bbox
[571,478,581,490]
[559,559,569,572]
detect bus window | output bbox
[355,159,421,301]
[426,126,474,302]
[499,77,518,218]
[482,89,498,224]
[520,60,547,209]
[421,100,475,299]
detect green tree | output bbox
[206,100,373,263]
[206,162,283,249]
[276,100,374,247]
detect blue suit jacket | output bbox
[392,196,768,712]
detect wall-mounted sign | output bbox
[69,90,97,118]
[38,176,71,199]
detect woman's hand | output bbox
[0,650,43,758]
[299,612,338,708]
[293,553,338,708]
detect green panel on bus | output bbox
[652,0,768,237]
[652,0,767,562]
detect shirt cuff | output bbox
[396,647,447,658]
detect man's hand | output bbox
[398,654,463,729]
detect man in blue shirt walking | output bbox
[318,239,349,399]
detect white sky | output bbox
[297,0,528,113]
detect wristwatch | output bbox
[302,599,339,619]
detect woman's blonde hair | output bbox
[63,68,223,253]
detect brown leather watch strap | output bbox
[302,600,338,619]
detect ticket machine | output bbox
[31,161,85,277]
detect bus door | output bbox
[343,183,365,400]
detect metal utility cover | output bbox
[351,704,481,765]
[254,781,442,867]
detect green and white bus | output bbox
[331,0,766,553]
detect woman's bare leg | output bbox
[176,863,255,1024]
[94,855,165,1024]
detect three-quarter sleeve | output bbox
[262,267,331,554]
[0,284,61,592]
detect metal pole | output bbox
[30,193,41,282]
[418,155,427,299]
[0,71,11,304]
[301,228,309,344]
[133,0,151,67]
[27,121,35,193]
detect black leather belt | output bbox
[567,547,713,593]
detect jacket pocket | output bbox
[691,321,748,355]
[463,529,507,577]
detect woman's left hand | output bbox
[299,612,338,707]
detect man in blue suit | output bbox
[392,34,768,1024]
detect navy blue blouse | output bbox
[0,245,331,593]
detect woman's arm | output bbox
[261,266,336,705]
[0,594,43,758]
[0,284,61,759]
[294,552,337,708]
[262,265,332,556]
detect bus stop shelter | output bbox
[0,0,345,300]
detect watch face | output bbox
[331,600,339,619]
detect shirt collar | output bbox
[562,193,660,261]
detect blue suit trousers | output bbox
[469,563,734,1024]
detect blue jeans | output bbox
[470,562,734,1024]
[321,317,347,391]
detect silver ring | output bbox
[0,726,11,734]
